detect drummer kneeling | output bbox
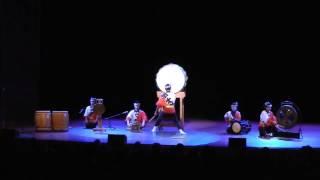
[259,101,278,138]
[126,100,148,131]
[224,102,243,134]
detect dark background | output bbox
[1,1,319,125]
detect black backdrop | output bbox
[1,1,319,124]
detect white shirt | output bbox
[83,106,94,117]
[260,110,270,123]
[224,111,233,120]
[161,92,176,105]
[126,110,147,124]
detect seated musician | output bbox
[224,101,241,133]
[83,97,100,129]
[125,100,148,130]
[151,84,186,134]
[259,101,278,138]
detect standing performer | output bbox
[152,84,186,134]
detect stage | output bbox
[15,119,320,149]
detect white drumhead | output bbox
[232,122,241,134]
[156,63,188,93]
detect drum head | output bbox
[277,104,298,129]
[232,122,241,134]
[156,63,188,93]
[94,104,105,115]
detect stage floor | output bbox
[17,119,320,149]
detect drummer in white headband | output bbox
[152,84,186,134]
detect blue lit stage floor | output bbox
[17,119,320,149]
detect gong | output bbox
[276,101,299,129]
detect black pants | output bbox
[154,111,182,130]
[226,126,233,134]
[85,122,97,129]
[259,125,277,137]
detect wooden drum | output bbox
[52,111,69,131]
[35,110,52,131]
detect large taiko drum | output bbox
[156,63,188,93]
[52,111,69,131]
[35,110,52,131]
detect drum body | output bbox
[228,120,251,134]
[276,101,299,129]
[93,103,105,115]
[52,111,69,131]
[35,111,52,131]
[129,122,141,132]
[231,121,242,134]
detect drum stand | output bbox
[93,116,106,132]
[106,116,116,130]
[93,111,128,132]
[273,125,302,139]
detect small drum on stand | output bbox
[92,99,106,131]
[228,120,251,134]
[35,110,52,131]
[52,111,69,131]
[128,122,142,132]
